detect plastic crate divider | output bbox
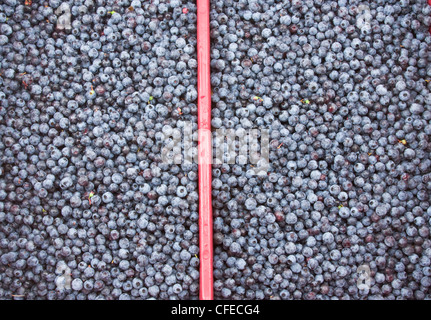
[197,0,214,300]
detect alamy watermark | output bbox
[161,121,270,176]
[55,261,72,291]
[356,4,371,30]
[356,264,371,291]
[56,3,72,31]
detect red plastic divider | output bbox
[197,0,214,300]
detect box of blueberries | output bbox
[0,0,431,303]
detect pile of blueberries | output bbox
[211,0,431,299]
[0,0,200,299]
[1,0,431,301]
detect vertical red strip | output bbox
[197,0,213,300]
